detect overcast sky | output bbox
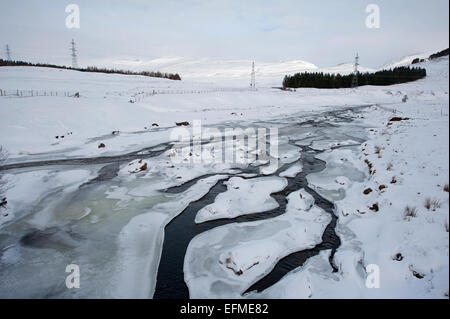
[0,0,448,68]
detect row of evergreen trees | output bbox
[282,66,426,89]
[0,59,181,81]
[429,48,449,60]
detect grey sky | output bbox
[0,0,448,68]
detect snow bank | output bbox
[185,189,331,298]
[255,57,449,299]
[195,176,287,223]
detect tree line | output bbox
[429,48,449,60]
[282,66,426,89]
[0,59,181,81]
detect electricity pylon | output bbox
[5,45,11,61]
[250,61,256,90]
[351,53,359,88]
[70,39,78,68]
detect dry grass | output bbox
[387,162,393,171]
[364,159,376,176]
[425,198,441,211]
[404,205,417,219]
[425,198,431,210]
[374,145,382,154]
[0,146,7,210]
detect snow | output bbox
[307,148,367,201]
[195,176,287,223]
[0,66,379,161]
[184,189,331,298]
[0,53,448,299]
[114,174,228,298]
[101,56,319,80]
[279,163,303,178]
[252,57,450,299]
[382,52,433,70]
[1,168,94,226]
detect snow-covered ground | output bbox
[0,54,448,299]
[252,57,449,299]
[99,56,319,79]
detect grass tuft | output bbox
[425,198,441,211]
[404,205,417,220]
[374,146,382,154]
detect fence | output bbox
[130,87,257,103]
[0,89,75,98]
[0,87,256,102]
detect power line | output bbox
[70,39,78,68]
[351,53,359,88]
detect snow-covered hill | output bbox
[94,52,435,81]
[382,52,433,69]
[97,57,319,79]
[318,62,375,75]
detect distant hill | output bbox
[102,57,319,79]
[383,48,449,69]
[0,59,181,81]
[429,48,449,60]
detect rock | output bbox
[167,149,177,157]
[127,159,148,173]
[393,253,403,261]
[112,130,120,135]
[363,188,373,195]
[369,203,379,212]
[175,121,190,126]
[73,92,80,98]
[389,117,410,122]
[152,123,159,127]
[379,185,387,191]
[98,143,106,148]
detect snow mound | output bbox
[184,189,331,298]
[194,176,287,223]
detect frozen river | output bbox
[0,106,370,298]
